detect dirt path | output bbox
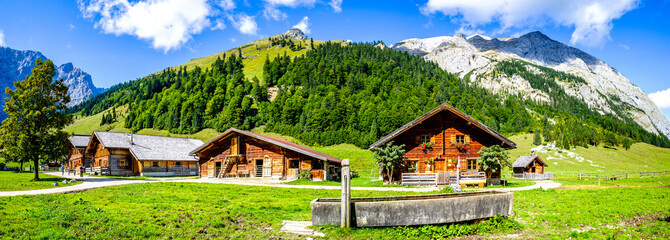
[0,172,562,196]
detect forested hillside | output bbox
[70,41,670,149]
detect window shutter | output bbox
[430,135,436,144]
[450,135,456,145]
[465,135,471,144]
[415,136,421,144]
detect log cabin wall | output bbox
[195,132,335,179]
[108,148,134,176]
[68,148,84,170]
[394,111,486,173]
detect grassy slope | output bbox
[177,37,342,83]
[0,171,82,191]
[507,134,670,174]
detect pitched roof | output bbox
[191,128,341,163]
[92,131,204,162]
[512,154,547,168]
[368,103,516,150]
[68,135,91,148]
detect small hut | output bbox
[512,153,548,179]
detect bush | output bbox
[299,170,311,180]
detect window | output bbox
[152,161,159,167]
[467,159,477,170]
[456,135,465,144]
[420,135,431,144]
[175,162,181,166]
[119,160,126,167]
[289,160,299,168]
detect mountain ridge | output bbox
[0,47,102,113]
[391,31,670,138]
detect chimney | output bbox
[127,131,134,145]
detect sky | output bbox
[0,0,669,120]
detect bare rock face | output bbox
[391,32,670,138]
[0,47,102,119]
[283,28,308,41]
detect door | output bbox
[263,156,272,177]
[215,162,222,177]
[255,160,263,177]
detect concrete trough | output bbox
[311,191,513,227]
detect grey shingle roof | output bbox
[512,154,547,168]
[69,135,91,148]
[93,131,204,162]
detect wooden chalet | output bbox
[67,134,92,173]
[512,153,548,176]
[369,103,516,186]
[84,132,204,176]
[191,128,341,181]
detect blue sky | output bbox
[0,0,669,119]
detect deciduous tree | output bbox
[372,142,406,184]
[0,59,72,180]
[476,145,511,179]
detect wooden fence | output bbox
[513,172,552,180]
[401,172,484,186]
[505,170,669,181]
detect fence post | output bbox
[626,173,628,179]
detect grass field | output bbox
[507,133,670,174]
[0,181,667,239]
[0,171,82,191]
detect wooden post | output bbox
[341,159,351,228]
[626,172,628,179]
[579,173,582,180]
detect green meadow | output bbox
[0,171,82,191]
[0,179,667,239]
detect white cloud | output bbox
[650,88,670,109]
[229,13,258,35]
[619,43,630,50]
[0,30,5,47]
[79,0,212,52]
[211,19,226,30]
[329,0,342,13]
[264,0,315,8]
[69,24,76,30]
[262,0,315,20]
[219,0,235,11]
[421,0,639,47]
[292,16,310,34]
[262,5,287,21]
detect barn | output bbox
[84,131,204,176]
[191,128,341,181]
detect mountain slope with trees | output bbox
[69,38,669,149]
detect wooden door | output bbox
[263,157,272,177]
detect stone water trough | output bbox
[311,191,513,227]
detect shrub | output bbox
[299,170,311,180]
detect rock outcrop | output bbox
[391,31,670,138]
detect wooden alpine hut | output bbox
[67,134,92,174]
[369,103,516,186]
[191,128,341,181]
[84,131,204,176]
[512,153,549,179]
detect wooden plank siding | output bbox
[392,111,491,174]
[196,132,338,180]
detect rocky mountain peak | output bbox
[0,47,102,118]
[283,28,308,40]
[390,32,670,138]
[454,33,466,39]
[518,31,551,41]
